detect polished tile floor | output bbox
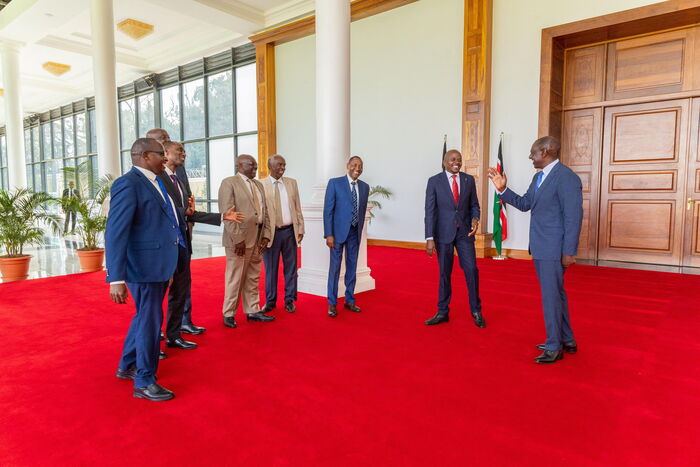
[9,231,225,282]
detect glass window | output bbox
[184,141,207,201]
[63,116,75,157]
[52,120,63,158]
[43,160,61,196]
[25,165,33,190]
[0,135,6,167]
[31,127,40,162]
[160,86,181,140]
[41,124,52,160]
[208,137,234,208]
[1,169,7,190]
[76,113,87,155]
[121,152,132,173]
[235,64,257,133]
[89,109,97,153]
[236,134,258,161]
[183,79,205,140]
[24,129,32,163]
[119,98,136,149]
[138,93,155,137]
[208,71,233,137]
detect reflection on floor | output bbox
[12,232,224,281]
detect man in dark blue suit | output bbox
[106,138,188,401]
[323,156,369,317]
[488,136,583,364]
[424,149,486,328]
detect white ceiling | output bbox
[0,0,315,125]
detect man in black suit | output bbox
[157,140,242,350]
[423,149,485,328]
[62,181,81,233]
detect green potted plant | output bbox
[59,173,114,272]
[0,188,61,282]
[368,185,393,221]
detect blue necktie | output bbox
[351,181,358,227]
[156,177,187,248]
[535,171,544,192]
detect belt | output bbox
[276,224,293,231]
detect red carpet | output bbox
[1,246,699,466]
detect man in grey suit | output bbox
[488,136,583,364]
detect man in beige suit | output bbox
[218,154,274,327]
[260,155,305,314]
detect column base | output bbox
[475,233,493,258]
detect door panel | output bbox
[599,99,689,265]
[683,98,700,267]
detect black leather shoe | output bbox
[159,350,168,360]
[425,313,449,325]
[471,311,486,328]
[223,317,237,328]
[116,367,136,380]
[285,301,296,313]
[328,304,337,317]
[180,323,206,335]
[537,342,577,354]
[159,331,164,341]
[344,302,361,312]
[260,303,275,313]
[247,312,275,322]
[133,383,175,401]
[534,350,563,364]
[166,337,197,350]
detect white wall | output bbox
[276,0,662,247]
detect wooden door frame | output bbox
[539,0,700,140]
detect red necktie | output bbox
[451,174,459,206]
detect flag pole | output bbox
[493,131,508,260]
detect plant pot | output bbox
[0,255,32,282]
[76,248,105,272]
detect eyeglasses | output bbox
[144,150,165,156]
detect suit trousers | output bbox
[533,259,575,351]
[119,281,169,388]
[64,210,77,232]
[435,233,481,315]
[165,245,190,341]
[327,225,359,305]
[262,226,298,306]
[222,245,263,317]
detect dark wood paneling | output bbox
[611,108,681,163]
[564,44,606,106]
[610,170,676,191]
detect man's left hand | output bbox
[469,219,480,237]
[562,255,576,268]
[223,206,245,223]
[257,238,269,255]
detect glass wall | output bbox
[0,136,8,189]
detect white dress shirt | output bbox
[164,166,184,206]
[271,176,293,226]
[497,159,559,195]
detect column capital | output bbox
[0,38,25,52]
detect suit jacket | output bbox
[157,171,194,254]
[424,171,481,244]
[218,174,271,249]
[323,176,369,244]
[499,162,583,261]
[261,176,305,244]
[62,188,81,199]
[105,167,186,283]
[174,165,221,226]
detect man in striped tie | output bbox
[323,156,370,318]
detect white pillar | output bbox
[1,40,27,190]
[90,0,121,178]
[298,0,375,297]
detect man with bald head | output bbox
[424,149,485,328]
[218,154,273,327]
[488,136,583,364]
[106,138,188,401]
[260,154,305,314]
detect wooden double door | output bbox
[560,28,700,271]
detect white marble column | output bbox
[89,0,121,178]
[298,0,375,297]
[1,40,27,190]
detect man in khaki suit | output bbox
[218,154,274,328]
[260,155,305,314]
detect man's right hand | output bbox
[110,283,128,304]
[426,239,435,257]
[326,236,335,249]
[487,167,507,192]
[235,240,246,257]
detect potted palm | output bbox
[60,174,114,272]
[368,185,393,222]
[0,188,61,282]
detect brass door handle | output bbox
[689,198,696,211]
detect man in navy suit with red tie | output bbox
[424,149,486,328]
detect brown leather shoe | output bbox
[344,302,361,312]
[328,304,337,317]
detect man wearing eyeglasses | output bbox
[106,138,188,401]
